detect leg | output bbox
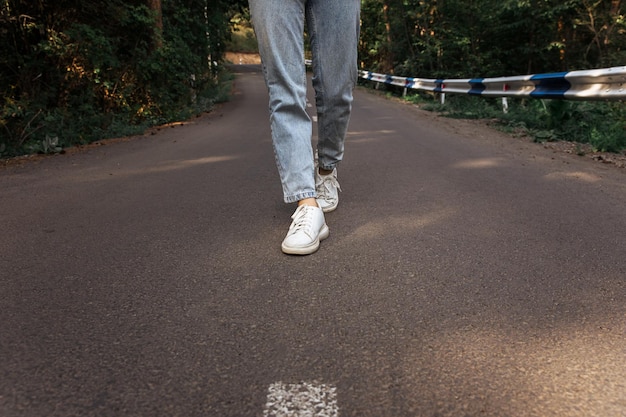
[250,0,327,255]
[249,0,316,204]
[306,0,361,171]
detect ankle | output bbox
[298,197,318,207]
[318,168,333,176]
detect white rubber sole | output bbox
[281,225,330,255]
[317,199,338,213]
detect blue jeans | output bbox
[249,0,360,203]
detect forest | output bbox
[359,0,625,77]
[1,0,624,157]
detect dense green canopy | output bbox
[360,0,625,78]
[0,0,246,156]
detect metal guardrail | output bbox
[360,66,626,102]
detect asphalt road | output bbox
[1,65,625,417]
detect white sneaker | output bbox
[316,168,341,212]
[281,205,330,255]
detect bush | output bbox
[0,0,237,158]
[373,83,626,153]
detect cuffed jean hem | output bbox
[284,190,317,204]
[318,164,337,172]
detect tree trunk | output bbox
[382,1,394,73]
[148,0,163,50]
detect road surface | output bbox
[1,65,625,417]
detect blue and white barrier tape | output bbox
[360,66,626,101]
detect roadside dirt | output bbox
[539,139,626,168]
[484,119,626,169]
[379,92,626,171]
[446,114,626,169]
[0,120,191,169]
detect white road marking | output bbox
[263,382,338,417]
[306,98,317,121]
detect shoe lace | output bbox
[289,205,315,235]
[317,174,341,198]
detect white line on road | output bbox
[306,99,318,122]
[263,381,338,417]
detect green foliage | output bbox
[0,0,243,157]
[357,0,626,152]
[485,99,624,152]
[495,100,625,152]
[382,86,626,152]
[226,30,258,53]
[360,0,625,78]
[226,11,258,53]
[440,96,503,120]
[586,105,626,152]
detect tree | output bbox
[0,0,243,156]
[577,0,625,66]
[148,0,163,49]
